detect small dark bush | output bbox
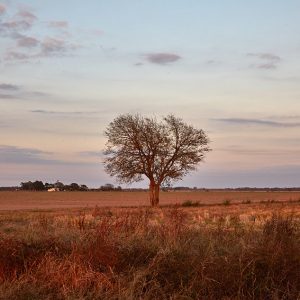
[223,199,231,206]
[242,199,252,204]
[182,200,201,207]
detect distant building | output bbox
[48,188,59,192]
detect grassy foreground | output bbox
[0,203,300,299]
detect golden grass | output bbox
[0,198,300,299]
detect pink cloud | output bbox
[5,51,31,60]
[16,9,37,22]
[41,37,67,55]
[1,19,32,31]
[247,52,281,70]
[0,8,37,33]
[17,35,39,48]
[48,21,68,28]
[247,52,281,62]
[0,4,6,15]
[145,52,181,65]
[257,63,277,70]
[39,37,78,57]
[1,7,78,62]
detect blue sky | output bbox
[1,0,300,187]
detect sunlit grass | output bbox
[0,202,299,299]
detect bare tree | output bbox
[104,114,211,206]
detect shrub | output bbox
[182,200,201,207]
[242,199,252,204]
[223,199,231,206]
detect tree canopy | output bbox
[104,114,211,206]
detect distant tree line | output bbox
[0,186,19,191]
[98,183,122,191]
[20,181,88,191]
[0,182,299,192]
[18,181,123,192]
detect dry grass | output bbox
[0,201,299,299]
[0,190,300,210]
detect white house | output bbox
[47,188,59,192]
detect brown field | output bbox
[1,192,300,299]
[1,190,300,210]
[0,201,300,299]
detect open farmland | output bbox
[0,190,300,210]
[1,191,300,299]
[0,201,300,299]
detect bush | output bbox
[242,199,252,204]
[223,199,231,206]
[182,200,201,207]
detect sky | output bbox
[1,0,300,188]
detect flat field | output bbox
[1,192,300,299]
[0,200,300,299]
[1,190,300,210]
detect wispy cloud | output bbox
[206,59,222,65]
[247,52,281,70]
[257,63,277,70]
[0,145,55,165]
[145,52,181,65]
[214,118,300,128]
[1,6,78,63]
[134,62,143,66]
[41,38,65,55]
[79,151,102,157]
[17,9,37,23]
[48,21,68,28]
[16,34,39,48]
[4,50,31,61]
[247,53,281,61]
[4,38,78,61]
[217,145,300,156]
[0,8,37,34]
[40,37,77,56]
[0,120,9,128]
[31,109,102,115]
[0,83,20,91]
[0,93,19,99]
[0,145,92,165]
[0,82,23,99]
[0,83,49,101]
[0,3,6,15]
[271,115,300,120]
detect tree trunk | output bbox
[149,181,160,207]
